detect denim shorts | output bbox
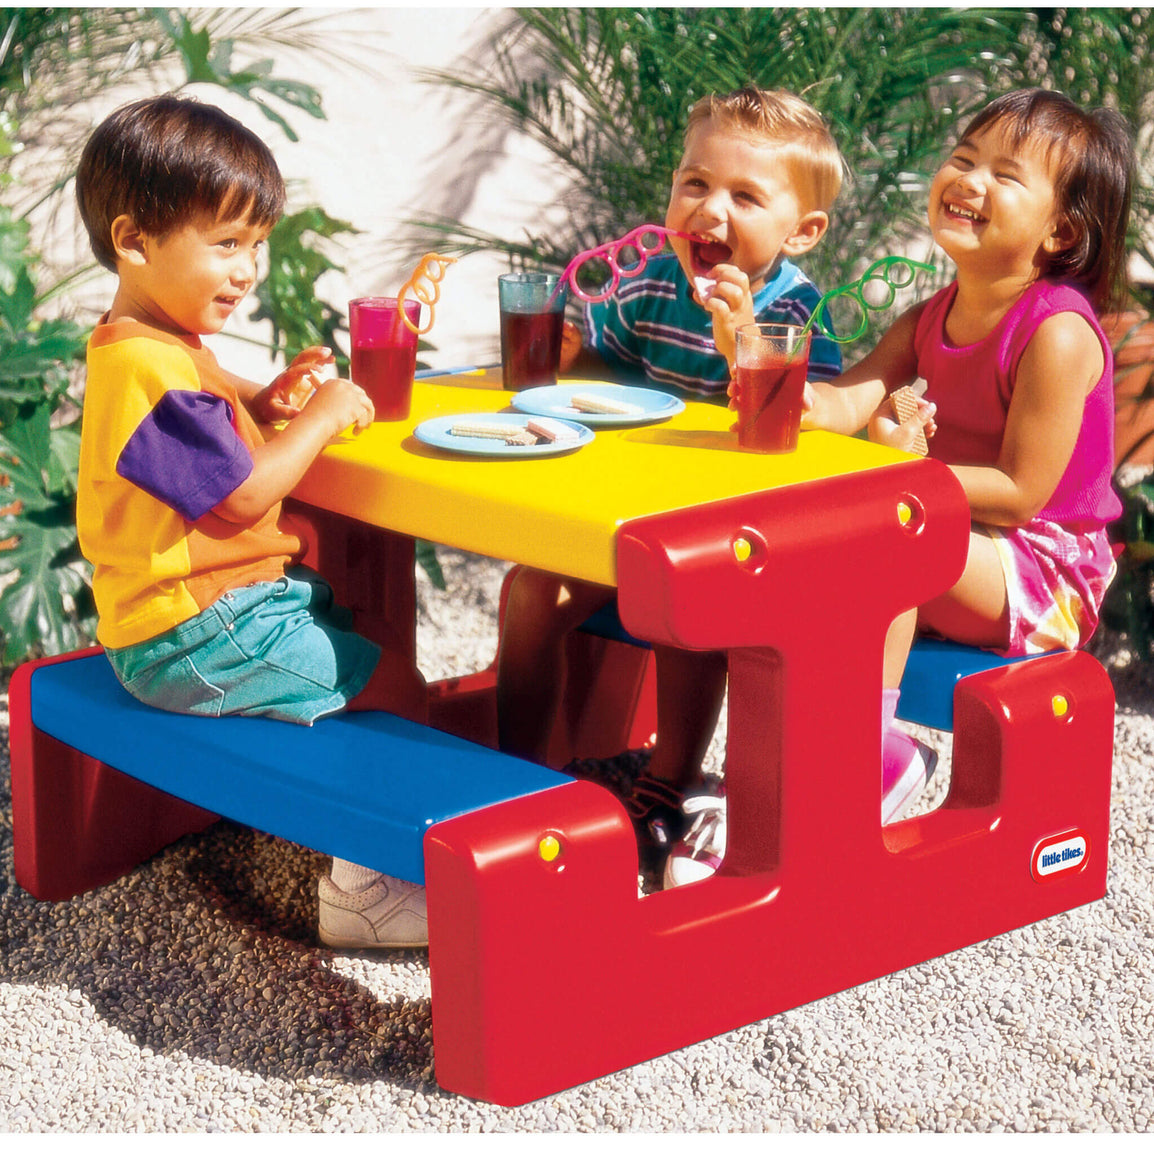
[105,568,381,726]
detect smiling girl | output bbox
[803,88,1134,820]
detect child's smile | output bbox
[941,201,988,227]
[688,237,735,274]
[929,122,1066,277]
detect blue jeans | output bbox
[105,568,380,725]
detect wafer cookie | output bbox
[889,385,928,456]
[526,417,580,443]
[570,391,643,415]
[450,420,527,440]
[693,275,717,302]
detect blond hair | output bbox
[683,87,844,213]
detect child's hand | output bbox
[798,381,820,429]
[697,263,756,369]
[559,320,582,374]
[868,389,936,454]
[253,347,336,423]
[300,376,375,437]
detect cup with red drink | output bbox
[348,296,423,421]
[498,272,568,391]
[733,323,812,453]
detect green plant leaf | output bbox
[158,9,325,140]
[248,207,359,358]
[0,208,31,294]
[0,316,86,405]
[0,407,79,510]
[0,503,93,663]
[416,539,445,591]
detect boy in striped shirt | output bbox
[502,88,845,884]
[562,86,843,397]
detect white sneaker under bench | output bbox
[318,873,428,949]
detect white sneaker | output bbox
[317,873,428,949]
[663,792,727,889]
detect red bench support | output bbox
[8,649,218,902]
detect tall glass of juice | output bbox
[348,297,422,421]
[733,323,812,453]
[498,272,567,391]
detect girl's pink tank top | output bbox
[914,278,1122,528]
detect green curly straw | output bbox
[797,255,936,348]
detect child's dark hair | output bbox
[77,94,286,272]
[960,88,1134,314]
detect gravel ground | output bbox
[2,548,1152,1133]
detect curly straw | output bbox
[395,252,458,336]
[799,255,936,346]
[547,224,697,307]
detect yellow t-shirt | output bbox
[77,318,300,648]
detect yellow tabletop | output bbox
[292,375,914,587]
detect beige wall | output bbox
[67,7,568,383]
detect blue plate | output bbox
[413,412,594,457]
[511,382,685,426]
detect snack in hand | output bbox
[889,385,929,456]
[570,390,643,416]
[693,275,717,302]
[526,417,580,443]
[450,420,528,440]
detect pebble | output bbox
[1,550,1152,1131]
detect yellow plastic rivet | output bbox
[538,835,561,863]
[733,537,752,563]
[897,501,913,526]
[1052,694,1068,718]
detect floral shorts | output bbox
[984,520,1117,657]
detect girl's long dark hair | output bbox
[960,88,1135,314]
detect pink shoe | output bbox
[881,732,938,824]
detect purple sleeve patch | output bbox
[116,391,253,522]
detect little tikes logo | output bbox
[1031,830,1089,883]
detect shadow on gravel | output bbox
[0,760,439,1092]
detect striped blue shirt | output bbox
[584,254,841,402]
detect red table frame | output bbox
[286,429,1114,1105]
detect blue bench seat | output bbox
[26,653,570,884]
[575,603,1038,732]
[895,637,1035,730]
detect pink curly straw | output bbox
[547,225,697,307]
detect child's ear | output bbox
[1042,216,1079,256]
[110,214,149,267]
[780,210,830,258]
